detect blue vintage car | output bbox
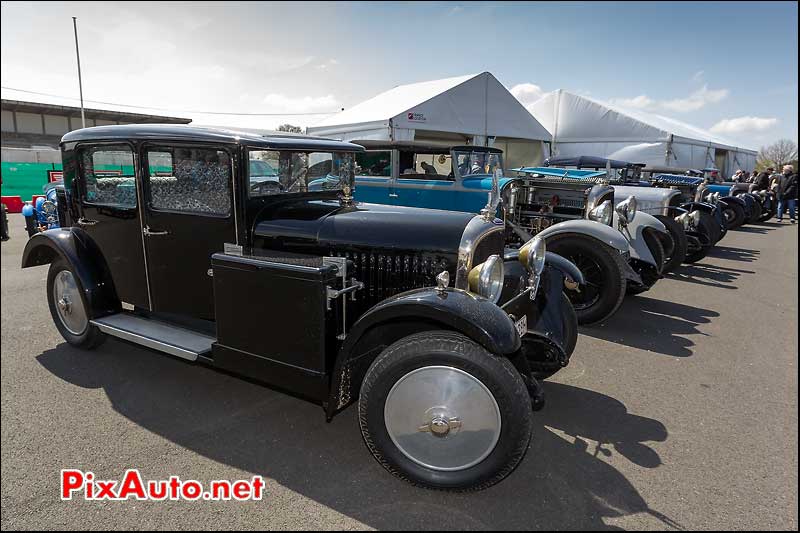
[353,144,647,325]
[22,181,64,237]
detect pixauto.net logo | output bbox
[61,469,265,501]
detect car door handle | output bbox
[77,217,98,226]
[143,225,169,237]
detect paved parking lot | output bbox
[1,213,797,530]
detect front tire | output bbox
[626,229,665,295]
[358,331,532,491]
[545,234,626,325]
[683,212,718,263]
[654,215,687,273]
[47,259,106,349]
[722,201,746,229]
[531,292,577,380]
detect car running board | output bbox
[90,313,215,361]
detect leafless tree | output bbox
[757,139,798,170]
[277,124,303,134]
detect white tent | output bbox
[530,90,758,175]
[308,72,552,168]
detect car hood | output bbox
[253,196,477,254]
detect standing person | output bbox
[776,164,797,223]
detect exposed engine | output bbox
[504,174,615,245]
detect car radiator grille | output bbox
[329,250,452,308]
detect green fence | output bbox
[1,162,63,200]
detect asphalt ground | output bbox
[1,213,797,530]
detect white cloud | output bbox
[691,70,705,83]
[509,83,545,106]
[261,93,341,113]
[661,85,729,112]
[710,116,778,134]
[609,94,655,109]
[610,84,729,113]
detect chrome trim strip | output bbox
[454,215,505,290]
[133,149,153,310]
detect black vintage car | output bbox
[22,125,581,491]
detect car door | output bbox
[141,144,237,321]
[75,143,149,309]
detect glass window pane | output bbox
[80,145,136,208]
[249,150,353,197]
[146,146,231,216]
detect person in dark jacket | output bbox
[776,164,797,223]
[753,168,772,191]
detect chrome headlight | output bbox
[519,236,546,275]
[588,199,613,226]
[690,210,701,227]
[468,254,504,303]
[675,212,691,230]
[615,195,637,224]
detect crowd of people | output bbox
[730,164,797,223]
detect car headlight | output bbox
[519,236,546,275]
[675,212,691,230]
[615,195,637,224]
[468,254,504,303]
[690,210,701,227]
[588,199,613,226]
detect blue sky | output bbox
[1,1,797,149]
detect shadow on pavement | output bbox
[731,225,772,235]
[667,261,755,290]
[581,296,718,357]
[705,245,760,263]
[36,340,680,530]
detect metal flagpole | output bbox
[72,16,86,128]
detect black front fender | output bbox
[325,287,522,418]
[21,228,119,318]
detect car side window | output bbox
[79,145,136,208]
[145,146,232,216]
[355,151,391,177]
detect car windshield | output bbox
[452,149,504,179]
[248,150,355,197]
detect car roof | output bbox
[61,124,365,152]
[544,155,644,170]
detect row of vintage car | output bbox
[19,125,773,492]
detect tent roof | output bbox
[530,90,756,154]
[309,72,551,142]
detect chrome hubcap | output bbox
[52,270,87,335]
[384,366,501,472]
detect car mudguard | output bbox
[503,249,585,285]
[680,201,716,214]
[325,286,523,418]
[21,228,120,318]
[615,211,667,267]
[537,219,630,253]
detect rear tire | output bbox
[654,215,687,273]
[46,259,106,349]
[358,331,532,491]
[544,233,626,325]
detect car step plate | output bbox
[90,313,215,361]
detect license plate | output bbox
[514,315,528,338]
